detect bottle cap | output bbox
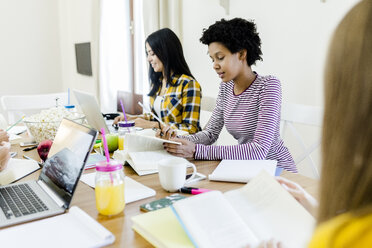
[95,160,123,172]
[118,121,135,127]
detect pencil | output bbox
[6,116,25,132]
[138,102,165,126]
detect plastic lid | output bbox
[64,105,75,109]
[118,121,135,127]
[95,160,123,172]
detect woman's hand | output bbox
[0,142,11,172]
[113,114,137,125]
[163,138,196,159]
[155,125,177,140]
[276,177,318,216]
[0,130,9,143]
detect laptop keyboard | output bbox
[0,184,49,219]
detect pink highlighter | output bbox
[180,187,212,195]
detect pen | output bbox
[138,102,165,126]
[179,187,212,195]
[6,116,25,132]
[23,145,38,151]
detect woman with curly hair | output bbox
[161,18,296,172]
[114,28,202,134]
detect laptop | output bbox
[73,89,117,134]
[0,118,98,228]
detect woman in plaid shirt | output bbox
[115,28,202,134]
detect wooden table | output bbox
[11,141,319,247]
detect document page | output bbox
[224,172,315,248]
[173,191,259,248]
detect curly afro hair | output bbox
[200,18,263,66]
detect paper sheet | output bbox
[208,160,277,183]
[80,173,156,203]
[0,206,115,248]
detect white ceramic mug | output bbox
[158,157,197,192]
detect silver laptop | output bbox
[0,118,98,228]
[73,89,117,134]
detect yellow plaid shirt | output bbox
[145,74,202,134]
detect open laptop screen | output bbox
[39,118,97,207]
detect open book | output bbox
[0,206,115,247]
[113,133,181,176]
[132,171,315,248]
[0,158,40,185]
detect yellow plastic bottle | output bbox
[95,161,125,216]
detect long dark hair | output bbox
[145,28,194,96]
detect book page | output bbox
[224,171,315,248]
[124,133,180,152]
[173,191,259,248]
[0,158,40,185]
[208,160,277,183]
[129,150,176,171]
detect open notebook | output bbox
[0,206,115,247]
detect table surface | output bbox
[10,138,319,247]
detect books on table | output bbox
[208,159,278,183]
[113,133,181,176]
[80,173,156,203]
[0,206,115,247]
[0,158,40,185]
[132,171,315,248]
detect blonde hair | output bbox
[318,0,372,223]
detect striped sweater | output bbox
[183,74,296,172]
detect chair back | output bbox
[281,103,323,178]
[1,92,68,123]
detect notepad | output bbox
[132,171,315,248]
[0,206,115,247]
[208,160,277,183]
[80,173,156,203]
[0,158,40,185]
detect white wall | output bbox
[182,0,359,106]
[58,0,100,101]
[0,1,62,95]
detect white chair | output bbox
[1,92,68,123]
[200,96,216,129]
[200,96,237,145]
[280,103,324,179]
